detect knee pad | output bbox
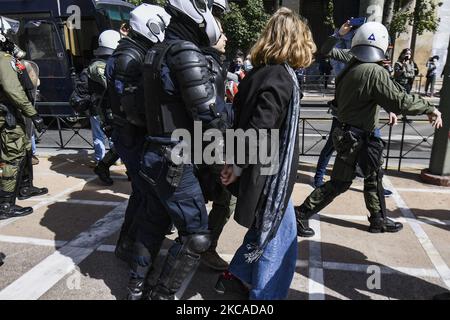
[184,233,211,255]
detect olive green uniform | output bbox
[300,37,435,221]
[0,51,38,193]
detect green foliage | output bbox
[390,9,410,35]
[324,0,335,30]
[125,0,269,57]
[413,0,441,35]
[390,0,442,36]
[222,0,269,58]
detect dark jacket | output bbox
[231,64,298,228]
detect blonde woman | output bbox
[219,8,316,299]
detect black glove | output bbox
[102,124,113,138]
[31,114,46,133]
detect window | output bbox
[20,21,68,77]
[96,4,133,30]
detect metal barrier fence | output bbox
[36,112,434,171]
[299,74,428,97]
[299,115,434,171]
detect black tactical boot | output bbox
[368,216,403,233]
[94,162,113,186]
[0,252,5,267]
[433,292,450,300]
[0,202,33,220]
[126,278,144,300]
[294,206,315,238]
[0,193,33,220]
[18,185,48,200]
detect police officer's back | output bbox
[132,0,229,300]
[104,4,173,297]
[295,22,442,236]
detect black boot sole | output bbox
[368,224,404,234]
[297,230,315,238]
[0,210,33,220]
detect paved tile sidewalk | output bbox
[0,152,449,300]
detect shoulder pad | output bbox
[168,41,201,55]
[113,48,143,78]
[166,41,207,72]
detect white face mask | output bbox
[169,0,221,46]
[243,60,253,72]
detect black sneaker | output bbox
[94,164,113,186]
[214,271,249,299]
[383,189,393,197]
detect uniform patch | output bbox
[368,33,376,41]
[10,60,19,72]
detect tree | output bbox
[125,0,269,57]
[383,0,442,56]
[222,0,269,58]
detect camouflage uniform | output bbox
[0,51,37,194]
[297,38,435,232]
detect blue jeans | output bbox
[229,200,298,300]
[31,132,36,155]
[314,117,339,186]
[90,116,110,162]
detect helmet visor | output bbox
[350,45,386,63]
[193,0,208,13]
[0,16,20,35]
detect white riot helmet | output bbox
[94,30,121,56]
[213,0,230,15]
[350,22,389,63]
[167,0,221,46]
[0,16,26,59]
[129,4,171,43]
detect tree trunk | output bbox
[382,0,395,27]
[409,0,420,59]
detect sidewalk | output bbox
[0,153,449,300]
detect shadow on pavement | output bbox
[302,241,447,300]
[37,151,130,299]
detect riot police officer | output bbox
[0,18,45,220]
[104,3,171,283]
[199,0,236,272]
[89,30,121,186]
[130,0,229,300]
[295,22,442,235]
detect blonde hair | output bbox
[250,7,316,69]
